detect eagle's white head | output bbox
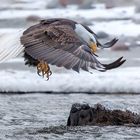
[75,24,97,53]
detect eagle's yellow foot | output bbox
[37,61,52,80]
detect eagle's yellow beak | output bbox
[90,42,97,53]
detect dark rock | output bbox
[111,42,129,51]
[104,0,116,9]
[59,0,82,7]
[46,0,63,9]
[67,103,140,126]
[96,31,109,39]
[26,15,41,23]
[59,0,93,9]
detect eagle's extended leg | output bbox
[37,61,52,80]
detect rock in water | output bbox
[111,42,129,51]
[67,103,140,126]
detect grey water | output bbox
[0,93,140,140]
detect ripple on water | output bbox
[0,93,140,140]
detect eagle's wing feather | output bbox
[82,24,118,48]
[21,23,124,72]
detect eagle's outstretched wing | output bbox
[21,20,125,73]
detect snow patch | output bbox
[91,20,140,37]
[0,67,140,93]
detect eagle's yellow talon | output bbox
[37,61,52,80]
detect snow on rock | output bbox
[0,67,140,93]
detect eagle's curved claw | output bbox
[37,61,52,80]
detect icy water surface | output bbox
[0,93,140,140]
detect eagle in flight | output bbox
[0,18,125,80]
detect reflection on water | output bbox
[11,125,140,140]
[0,93,140,140]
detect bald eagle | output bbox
[0,18,125,80]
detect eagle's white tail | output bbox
[0,30,24,62]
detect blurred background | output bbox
[0,0,140,93]
[0,1,140,139]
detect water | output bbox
[0,93,140,140]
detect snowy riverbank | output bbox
[0,58,140,93]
